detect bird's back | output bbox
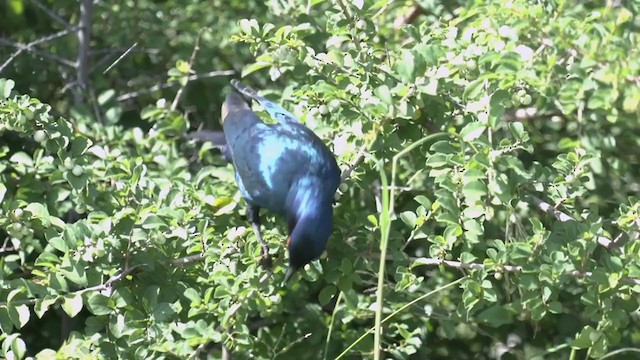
[222,93,340,214]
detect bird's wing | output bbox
[231,80,301,124]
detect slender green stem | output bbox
[599,348,640,359]
[335,276,466,360]
[323,291,343,360]
[374,161,391,360]
[371,132,455,359]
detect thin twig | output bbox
[0,264,144,307]
[172,254,205,267]
[171,28,206,111]
[530,196,621,251]
[0,26,79,73]
[103,42,138,74]
[26,0,70,26]
[116,70,235,101]
[413,257,640,286]
[340,147,367,183]
[0,38,76,68]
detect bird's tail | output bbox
[186,130,226,144]
[230,79,263,104]
[230,79,301,124]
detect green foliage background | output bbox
[1,0,640,359]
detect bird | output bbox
[189,80,340,282]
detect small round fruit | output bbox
[72,165,84,176]
[466,59,477,70]
[339,183,348,192]
[33,130,47,143]
[11,222,23,233]
[517,89,527,97]
[75,203,87,214]
[356,19,366,30]
[494,272,503,280]
[10,208,23,221]
[318,104,329,115]
[520,94,532,105]
[63,158,75,170]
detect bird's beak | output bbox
[283,266,296,285]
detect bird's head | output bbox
[284,190,334,282]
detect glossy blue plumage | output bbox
[212,81,340,280]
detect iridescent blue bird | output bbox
[190,80,340,281]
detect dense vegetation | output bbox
[1,0,640,359]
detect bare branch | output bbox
[171,28,206,111]
[0,38,76,68]
[0,26,79,73]
[116,70,235,102]
[530,196,622,251]
[75,0,93,108]
[531,196,573,222]
[103,42,138,74]
[26,0,71,26]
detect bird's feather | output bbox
[222,91,339,213]
[230,79,301,125]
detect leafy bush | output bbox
[1,0,640,359]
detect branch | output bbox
[102,42,138,74]
[414,257,640,286]
[26,0,71,26]
[393,4,423,29]
[530,196,622,251]
[171,28,206,111]
[0,38,76,68]
[75,0,93,108]
[116,70,235,102]
[0,26,79,73]
[172,254,205,267]
[340,147,367,183]
[0,264,144,307]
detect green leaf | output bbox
[3,79,15,98]
[477,305,512,327]
[400,211,417,227]
[242,61,271,77]
[0,183,5,204]
[71,137,91,157]
[0,306,13,333]
[152,303,176,322]
[34,296,58,318]
[414,195,432,209]
[142,215,168,230]
[572,325,598,348]
[25,202,50,226]
[318,285,337,306]
[463,79,484,100]
[9,152,33,166]
[62,293,83,318]
[7,303,30,329]
[374,85,392,105]
[460,122,486,142]
[8,335,26,360]
[396,50,415,82]
[87,293,114,316]
[462,180,487,200]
